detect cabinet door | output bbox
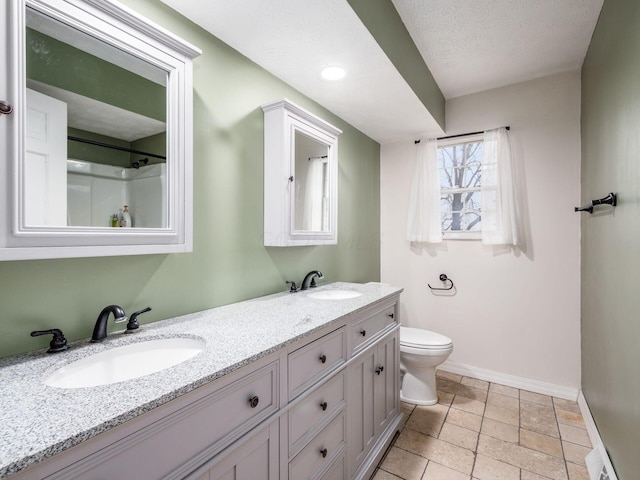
[374,328,399,435]
[192,421,279,480]
[346,346,376,476]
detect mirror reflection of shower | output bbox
[294,131,330,232]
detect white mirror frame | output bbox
[0,0,201,260]
[262,99,342,247]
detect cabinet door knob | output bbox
[319,354,327,364]
[248,395,259,408]
[320,401,328,411]
[375,365,384,375]
[359,329,366,337]
[387,313,394,319]
[320,448,328,458]
[0,101,13,115]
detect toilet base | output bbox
[400,368,438,406]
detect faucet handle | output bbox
[286,281,298,293]
[126,306,152,333]
[31,328,68,353]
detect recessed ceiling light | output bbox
[321,66,346,81]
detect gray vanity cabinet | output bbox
[190,420,279,480]
[346,304,400,480]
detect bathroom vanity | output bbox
[0,282,403,479]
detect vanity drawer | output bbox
[350,305,396,355]
[288,412,346,480]
[288,327,346,400]
[289,372,346,454]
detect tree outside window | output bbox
[437,136,483,233]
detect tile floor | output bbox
[372,371,592,480]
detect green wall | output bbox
[1,0,381,358]
[581,0,640,477]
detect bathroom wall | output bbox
[0,0,381,358]
[581,0,640,476]
[381,71,582,391]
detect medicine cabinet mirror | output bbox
[262,99,341,246]
[0,0,201,260]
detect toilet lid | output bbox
[400,326,453,348]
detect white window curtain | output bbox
[406,138,442,243]
[481,127,519,245]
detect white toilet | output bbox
[400,326,454,406]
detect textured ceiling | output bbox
[161,0,603,143]
[393,0,604,99]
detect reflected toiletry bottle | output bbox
[120,205,132,228]
[111,214,118,227]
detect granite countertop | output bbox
[0,281,402,478]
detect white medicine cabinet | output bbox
[0,0,201,260]
[262,99,341,247]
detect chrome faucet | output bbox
[301,270,324,290]
[91,305,127,342]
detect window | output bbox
[437,134,484,239]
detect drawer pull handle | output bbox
[319,354,327,364]
[388,313,394,319]
[248,395,259,408]
[360,329,366,337]
[320,401,328,411]
[320,448,328,458]
[375,365,384,375]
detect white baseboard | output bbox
[578,391,618,480]
[438,360,579,401]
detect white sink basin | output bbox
[307,289,362,300]
[44,337,205,389]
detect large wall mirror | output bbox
[0,0,201,260]
[263,99,341,247]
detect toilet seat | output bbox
[400,327,452,350]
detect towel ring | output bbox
[428,274,454,291]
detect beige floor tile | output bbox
[559,424,591,447]
[489,383,519,398]
[520,401,559,438]
[473,454,520,480]
[553,397,581,414]
[452,395,486,416]
[567,462,590,480]
[477,435,568,480]
[484,403,520,427]
[422,461,471,480]
[437,378,488,402]
[406,403,449,437]
[380,446,428,480]
[556,408,586,429]
[461,377,489,391]
[437,390,454,407]
[520,428,563,457]
[399,432,475,475]
[402,401,416,417]
[480,417,519,443]
[520,390,553,407]
[439,422,479,451]
[397,428,432,456]
[486,392,520,411]
[436,370,462,383]
[446,407,483,432]
[562,441,590,466]
[522,471,553,480]
[372,469,403,480]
